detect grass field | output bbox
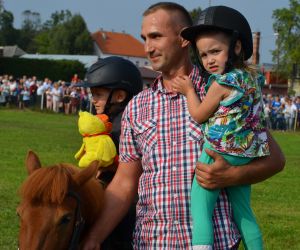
[0,109,299,249]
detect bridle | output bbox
[18,191,85,250]
[67,191,85,250]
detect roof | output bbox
[0,45,26,57]
[92,30,146,58]
[20,54,99,68]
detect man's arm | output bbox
[82,160,142,250]
[195,131,285,189]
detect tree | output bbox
[0,9,18,45]
[189,7,202,65]
[190,7,202,23]
[272,0,300,79]
[35,13,93,55]
[42,10,72,30]
[18,10,42,52]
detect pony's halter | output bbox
[67,191,85,250]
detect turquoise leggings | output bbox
[191,142,263,249]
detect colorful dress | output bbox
[191,69,269,250]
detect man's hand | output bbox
[195,149,237,189]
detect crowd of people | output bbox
[0,73,91,114]
[263,94,300,131]
[1,73,300,131]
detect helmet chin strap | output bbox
[103,89,128,121]
[103,90,114,115]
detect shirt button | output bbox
[174,220,179,225]
[172,167,177,171]
[174,194,178,199]
[173,141,177,145]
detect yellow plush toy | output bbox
[75,111,117,168]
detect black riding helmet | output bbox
[181,5,253,60]
[76,56,143,115]
[76,56,143,98]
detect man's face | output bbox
[141,9,183,73]
[90,87,111,114]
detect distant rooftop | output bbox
[21,54,99,68]
[92,30,146,58]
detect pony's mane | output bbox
[19,164,78,205]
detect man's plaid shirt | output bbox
[119,65,240,249]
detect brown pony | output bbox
[17,151,104,250]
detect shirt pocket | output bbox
[188,117,204,142]
[133,118,157,155]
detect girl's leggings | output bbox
[191,141,263,250]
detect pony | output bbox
[17,151,104,250]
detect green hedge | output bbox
[0,57,85,82]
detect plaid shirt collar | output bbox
[151,65,201,93]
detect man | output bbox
[83,2,284,250]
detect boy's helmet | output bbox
[181,5,253,60]
[77,56,143,98]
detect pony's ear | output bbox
[25,150,42,175]
[73,161,99,186]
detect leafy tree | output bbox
[18,10,42,52]
[42,10,72,30]
[35,13,93,54]
[272,0,300,79]
[189,7,202,65]
[190,7,202,23]
[0,9,19,45]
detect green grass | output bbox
[249,131,300,250]
[0,109,299,249]
[0,109,81,249]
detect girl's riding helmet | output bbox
[181,5,253,60]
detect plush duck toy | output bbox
[75,111,117,168]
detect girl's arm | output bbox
[172,76,231,123]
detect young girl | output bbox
[172,6,269,250]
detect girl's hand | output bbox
[172,75,194,96]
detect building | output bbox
[261,63,288,96]
[21,54,99,69]
[251,32,289,96]
[19,30,159,88]
[92,30,150,68]
[0,45,26,57]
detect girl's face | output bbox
[195,32,231,74]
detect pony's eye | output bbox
[59,213,72,225]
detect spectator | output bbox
[70,87,80,114]
[21,86,30,108]
[284,98,297,130]
[271,95,281,129]
[264,103,272,129]
[62,85,71,115]
[51,82,61,113]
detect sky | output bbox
[4,0,291,64]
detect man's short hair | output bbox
[143,2,193,28]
